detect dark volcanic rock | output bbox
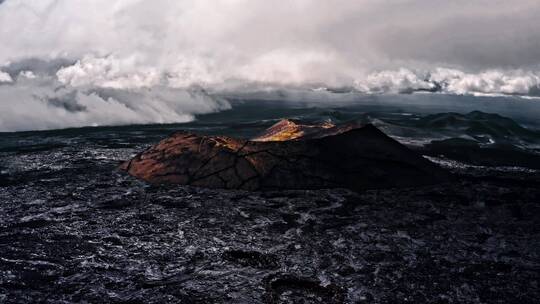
[425,138,540,169]
[415,111,540,144]
[264,274,346,303]
[122,122,450,191]
[1,119,539,303]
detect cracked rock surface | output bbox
[1,117,539,303]
[122,123,450,191]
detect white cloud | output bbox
[18,70,36,79]
[1,0,540,132]
[355,68,434,94]
[1,0,539,86]
[0,70,12,83]
[433,69,540,95]
[0,74,230,132]
[354,68,540,96]
[56,55,161,89]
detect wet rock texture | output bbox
[0,120,539,303]
[122,123,450,191]
[1,158,539,303]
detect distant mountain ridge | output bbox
[415,111,540,144]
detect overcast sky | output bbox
[1,0,539,85]
[1,0,540,131]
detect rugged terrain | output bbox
[122,121,449,191]
[1,157,539,303]
[1,107,539,303]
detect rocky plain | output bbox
[1,113,539,303]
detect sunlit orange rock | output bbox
[121,120,450,191]
[252,119,335,141]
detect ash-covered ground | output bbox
[1,103,540,303]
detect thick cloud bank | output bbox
[356,68,540,96]
[0,71,12,83]
[0,72,230,132]
[1,0,539,84]
[0,0,539,131]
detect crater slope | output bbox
[122,120,450,191]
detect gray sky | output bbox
[1,0,540,132]
[1,0,539,86]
